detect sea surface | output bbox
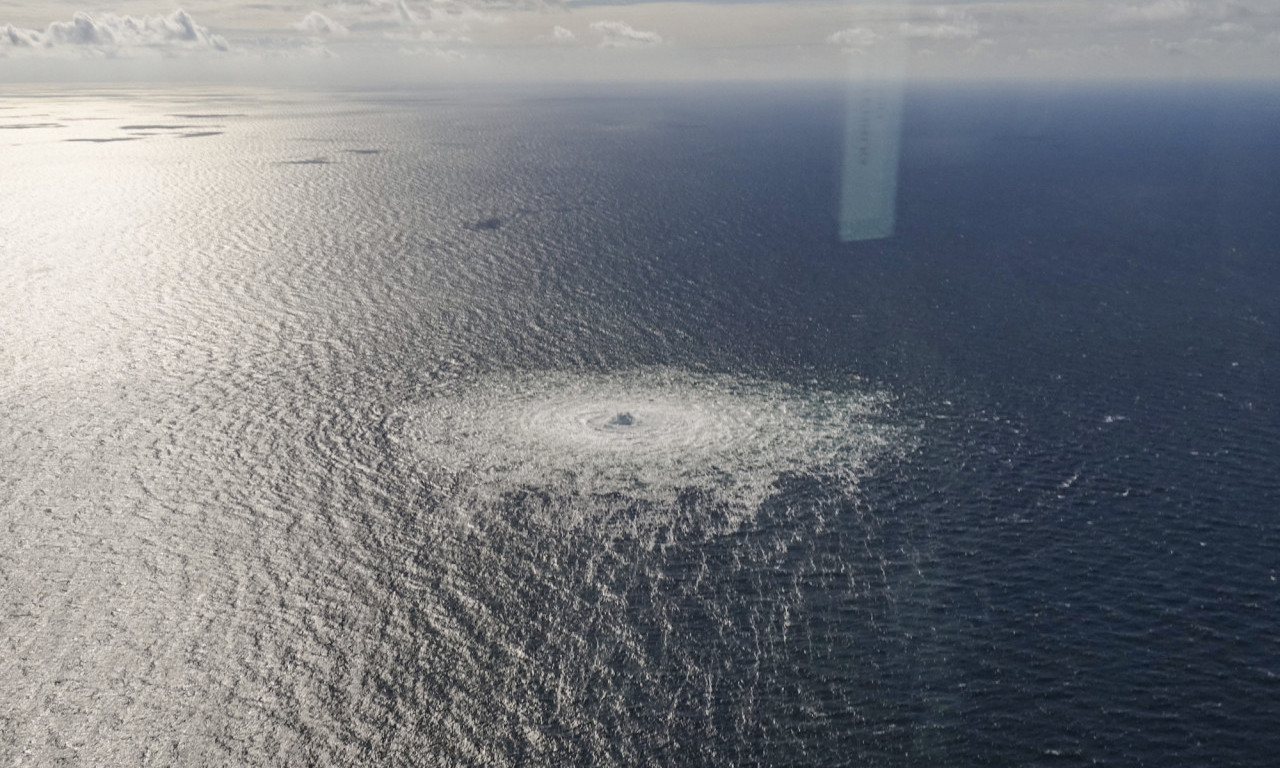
[2,82,1278,766]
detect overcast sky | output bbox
[3,0,1280,82]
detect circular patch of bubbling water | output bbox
[402,368,901,513]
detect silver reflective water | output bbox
[0,90,915,765]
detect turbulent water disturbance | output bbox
[402,368,898,514]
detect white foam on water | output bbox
[402,368,902,513]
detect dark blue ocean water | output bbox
[1,83,1277,765]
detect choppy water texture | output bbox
[2,84,1279,766]
[403,368,899,514]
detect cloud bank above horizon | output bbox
[2,9,228,55]
[3,0,1280,81]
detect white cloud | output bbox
[590,20,662,49]
[295,12,349,38]
[1107,0,1260,24]
[397,0,419,25]
[4,0,1280,80]
[415,0,512,26]
[1,25,42,48]
[327,0,495,30]
[1111,0,1196,22]
[827,27,880,51]
[0,10,229,55]
[385,28,472,43]
[1025,42,1125,62]
[398,43,470,60]
[899,21,979,40]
